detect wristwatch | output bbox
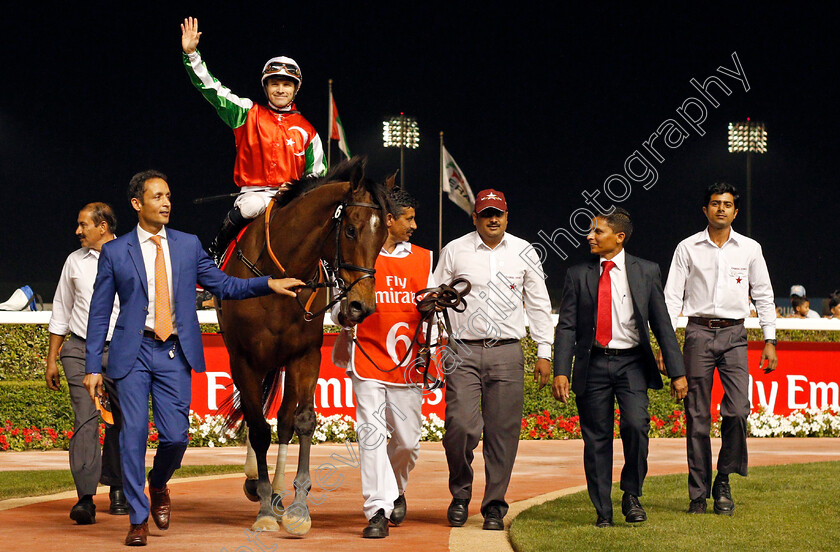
[764,339,777,346]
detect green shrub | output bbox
[0,381,74,431]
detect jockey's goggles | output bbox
[264,62,301,80]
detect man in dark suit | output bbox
[83,170,303,546]
[553,208,687,527]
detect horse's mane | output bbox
[274,156,394,214]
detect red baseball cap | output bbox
[474,189,508,213]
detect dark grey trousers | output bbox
[61,335,122,497]
[576,349,650,519]
[442,341,524,516]
[683,322,750,500]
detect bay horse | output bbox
[218,158,393,535]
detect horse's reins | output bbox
[236,196,382,320]
[351,278,471,390]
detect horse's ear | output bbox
[350,161,366,193]
[385,171,398,192]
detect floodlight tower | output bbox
[383,114,420,189]
[727,119,767,237]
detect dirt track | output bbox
[2,439,840,551]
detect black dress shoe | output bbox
[390,494,406,526]
[621,492,647,523]
[69,498,96,525]
[595,514,614,528]
[482,505,504,531]
[687,498,707,514]
[109,487,129,515]
[447,498,469,527]
[362,508,389,538]
[712,475,735,515]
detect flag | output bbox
[330,93,351,160]
[441,146,475,215]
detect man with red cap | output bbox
[434,189,554,531]
[180,17,325,262]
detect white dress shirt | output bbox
[598,249,640,349]
[664,227,776,339]
[434,231,554,359]
[136,225,177,334]
[49,247,120,340]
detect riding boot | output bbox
[208,207,247,265]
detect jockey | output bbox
[180,17,326,262]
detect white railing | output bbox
[2,311,839,331]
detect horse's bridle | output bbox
[235,197,383,321]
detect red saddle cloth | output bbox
[219,224,253,271]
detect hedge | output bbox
[3,323,839,448]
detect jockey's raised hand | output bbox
[180,16,201,54]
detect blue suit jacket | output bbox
[85,226,271,379]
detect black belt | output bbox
[592,345,641,357]
[70,332,110,345]
[688,317,744,329]
[460,338,520,348]
[143,330,178,341]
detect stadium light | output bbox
[728,119,767,237]
[383,114,419,189]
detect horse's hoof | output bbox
[243,479,260,502]
[282,510,312,536]
[252,516,280,532]
[271,493,285,518]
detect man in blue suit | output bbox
[84,170,303,546]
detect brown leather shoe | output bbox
[148,478,171,530]
[125,521,149,546]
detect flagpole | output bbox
[327,79,333,168]
[439,131,444,256]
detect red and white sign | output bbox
[192,333,445,419]
[711,341,840,415]
[193,336,840,419]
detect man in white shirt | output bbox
[434,189,553,531]
[664,182,778,516]
[46,202,125,523]
[553,208,687,527]
[333,188,435,538]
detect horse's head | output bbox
[334,163,395,326]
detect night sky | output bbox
[1,4,836,307]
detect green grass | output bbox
[510,462,840,552]
[0,464,245,501]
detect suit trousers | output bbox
[683,322,750,500]
[350,373,423,520]
[576,349,650,519]
[443,341,524,516]
[116,335,191,524]
[60,335,122,497]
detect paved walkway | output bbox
[1,438,839,551]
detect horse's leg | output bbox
[234,361,280,532]
[269,442,288,515]
[242,427,259,502]
[273,379,299,527]
[281,351,320,536]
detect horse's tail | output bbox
[217,367,285,430]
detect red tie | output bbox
[596,260,616,347]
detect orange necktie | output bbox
[149,235,172,341]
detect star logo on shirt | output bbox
[510,284,516,290]
[736,276,742,284]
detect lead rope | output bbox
[352,278,471,390]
